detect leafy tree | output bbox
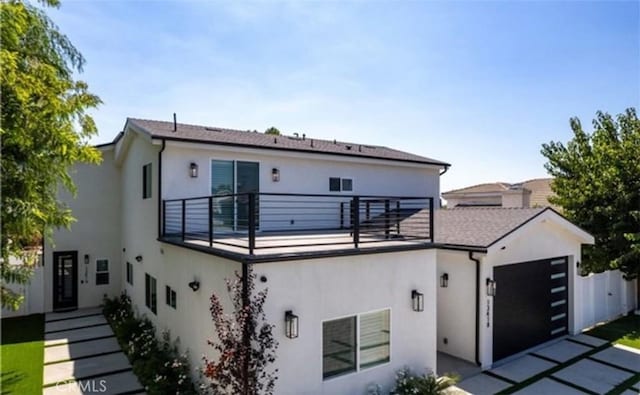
[203,265,278,395]
[1,0,101,309]
[264,127,280,135]
[541,108,640,278]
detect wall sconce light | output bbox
[486,278,497,297]
[84,254,90,265]
[135,255,143,262]
[285,310,299,338]
[440,273,449,288]
[189,162,198,178]
[272,168,280,182]
[411,290,424,312]
[188,280,200,292]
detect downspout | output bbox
[157,139,166,239]
[439,165,450,176]
[469,251,482,366]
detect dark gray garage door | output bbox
[493,256,569,362]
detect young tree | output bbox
[541,108,640,278]
[203,265,278,395]
[1,0,102,309]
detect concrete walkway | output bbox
[454,334,640,395]
[43,307,145,395]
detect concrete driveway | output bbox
[42,307,145,395]
[454,334,640,395]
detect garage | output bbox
[434,207,595,369]
[493,256,568,361]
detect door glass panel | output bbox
[211,160,235,230]
[236,161,259,230]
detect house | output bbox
[442,178,556,209]
[39,117,635,394]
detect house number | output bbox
[486,299,491,328]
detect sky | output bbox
[48,0,640,192]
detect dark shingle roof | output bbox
[435,207,546,247]
[127,118,449,167]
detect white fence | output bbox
[576,269,637,331]
[1,260,45,319]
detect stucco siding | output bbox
[256,250,437,395]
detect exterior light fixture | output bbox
[188,280,200,292]
[440,273,449,288]
[84,254,90,265]
[411,290,424,312]
[284,310,299,338]
[486,278,497,296]
[189,162,198,178]
[135,255,143,262]
[272,168,280,182]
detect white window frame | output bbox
[321,308,392,381]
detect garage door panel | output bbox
[493,257,568,362]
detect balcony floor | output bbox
[163,228,432,260]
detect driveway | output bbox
[454,334,640,394]
[42,307,144,395]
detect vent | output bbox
[205,127,223,132]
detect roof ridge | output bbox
[128,117,250,134]
[444,182,511,194]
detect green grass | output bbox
[1,314,44,395]
[586,314,640,350]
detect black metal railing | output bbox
[162,193,434,255]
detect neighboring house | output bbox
[39,118,635,394]
[442,178,556,209]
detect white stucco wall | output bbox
[256,249,438,395]
[44,146,122,311]
[436,250,480,363]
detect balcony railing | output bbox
[162,193,434,255]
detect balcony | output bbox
[161,193,434,261]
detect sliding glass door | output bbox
[211,160,259,232]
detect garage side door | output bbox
[493,257,568,362]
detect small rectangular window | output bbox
[165,285,177,309]
[341,178,353,192]
[96,259,109,285]
[329,177,341,192]
[143,163,152,199]
[145,273,157,314]
[323,316,357,378]
[126,261,133,285]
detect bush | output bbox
[368,367,458,395]
[103,294,195,394]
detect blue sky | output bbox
[49,1,639,192]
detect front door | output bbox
[53,251,78,311]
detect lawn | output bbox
[586,314,640,350]
[1,314,44,395]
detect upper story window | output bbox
[126,261,133,286]
[143,163,152,199]
[322,309,390,380]
[145,273,157,314]
[329,177,353,192]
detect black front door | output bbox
[493,256,569,361]
[53,251,78,310]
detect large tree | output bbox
[541,108,640,278]
[1,0,101,309]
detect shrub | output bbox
[391,368,458,395]
[103,294,195,394]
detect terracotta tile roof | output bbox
[434,207,546,247]
[126,118,450,167]
[522,178,554,208]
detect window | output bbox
[341,178,353,192]
[143,163,152,199]
[126,261,133,285]
[329,177,353,192]
[329,177,341,192]
[145,273,157,314]
[322,309,391,380]
[166,285,177,309]
[96,259,109,285]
